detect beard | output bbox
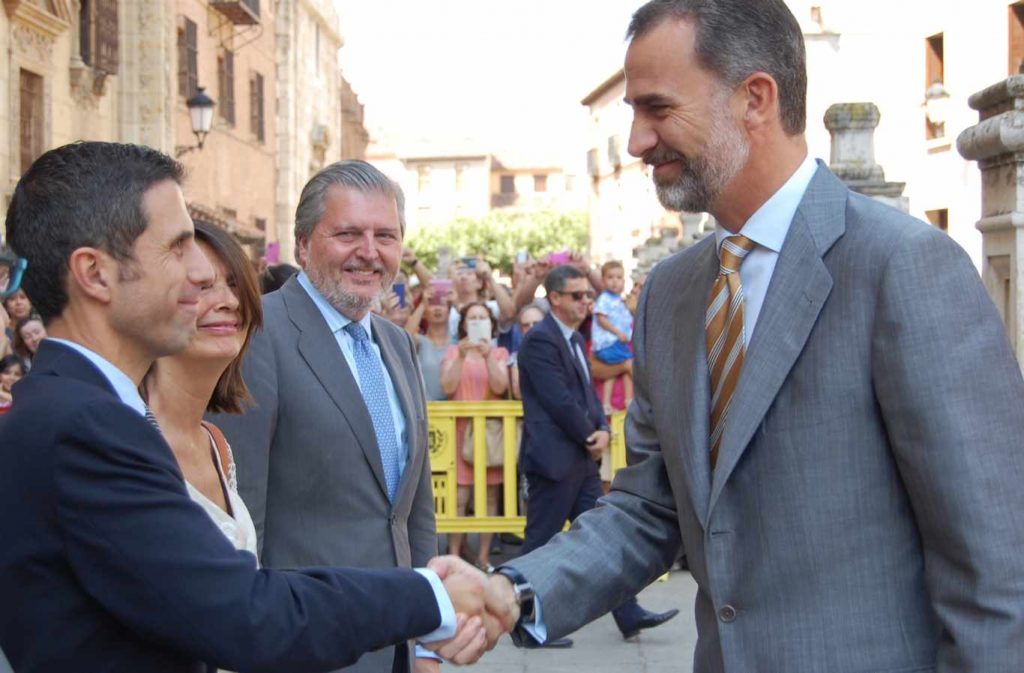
[645,101,749,214]
[305,259,395,318]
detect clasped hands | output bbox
[422,555,522,665]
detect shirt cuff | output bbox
[414,568,457,643]
[521,592,548,644]
[415,644,442,662]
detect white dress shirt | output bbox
[713,154,819,348]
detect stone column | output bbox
[823,103,908,212]
[117,0,175,152]
[956,75,1024,363]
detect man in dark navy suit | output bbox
[514,265,678,646]
[0,142,497,673]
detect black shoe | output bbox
[541,637,573,648]
[614,607,680,640]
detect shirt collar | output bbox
[47,337,148,417]
[296,270,374,338]
[714,154,819,254]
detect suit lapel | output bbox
[708,165,847,512]
[660,239,718,527]
[282,280,391,499]
[372,315,419,503]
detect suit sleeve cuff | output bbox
[414,568,457,643]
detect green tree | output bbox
[405,209,588,274]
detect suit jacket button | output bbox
[718,605,737,623]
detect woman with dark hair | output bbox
[13,316,46,371]
[440,301,509,571]
[142,220,263,559]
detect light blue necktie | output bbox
[343,322,401,501]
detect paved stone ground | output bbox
[467,569,699,673]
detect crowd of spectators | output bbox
[353,249,644,567]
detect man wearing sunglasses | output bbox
[512,264,677,646]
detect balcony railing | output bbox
[210,0,260,25]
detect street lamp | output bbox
[175,86,216,158]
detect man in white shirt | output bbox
[483,1,1024,671]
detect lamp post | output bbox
[175,87,216,158]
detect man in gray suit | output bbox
[482,1,1024,671]
[212,161,442,673]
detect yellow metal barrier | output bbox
[428,400,627,534]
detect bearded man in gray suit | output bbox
[480,1,1024,671]
[212,161,443,673]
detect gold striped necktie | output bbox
[706,235,756,469]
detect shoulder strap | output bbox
[200,420,233,476]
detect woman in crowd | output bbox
[0,354,24,415]
[0,307,13,358]
[405,284,452,402]
[141,220,262,560]
[509,304,545,401]
[3,288,32,326]
[13,316,46,371]
[441,302,509,571]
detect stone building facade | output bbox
[175,0,275,251]
[340,73,367,161]
[0,0,369,264]
[0,0,126,217]
[272,0,343,264]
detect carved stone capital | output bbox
[4,0,70,40]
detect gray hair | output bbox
[627,0,807,135]
[294,160,406,247]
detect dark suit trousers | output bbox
[522,469,602,554]
[522,467,642,624]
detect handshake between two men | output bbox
[423,555,523,665]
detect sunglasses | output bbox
[556,289,595,301]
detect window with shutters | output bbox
[218,50,235,125]
[925,208,949,233]
[20,70,44,176]
[500,175,515,194]
[249,72,265,143]
[924,33,944,140]
[80,0,119,74]
[177,17,198,98]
